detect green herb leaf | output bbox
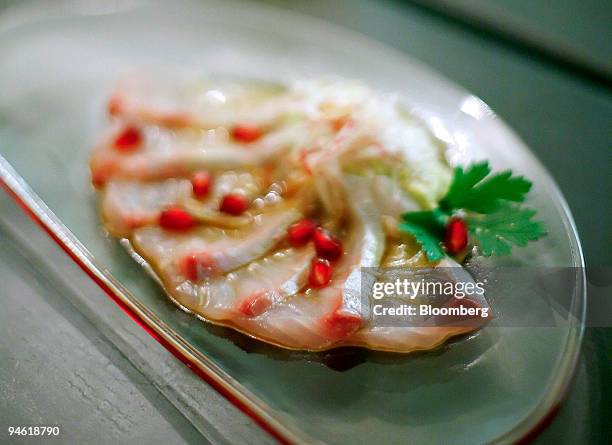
[440,162,490,211]
[398,222,445,261]
[466,203,547,256]
[398,210,447,261]
[440,161,531,213]
[402,208,448,228]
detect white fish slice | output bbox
[101,179,191,236]
[90,121,314,185]
[107,72,292,129]
[344,258,491,352]
[131,206,301,280]
[170,246,316,320]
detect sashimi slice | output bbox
[90,124,253,186]
[91,121,312,185]
[107,73,292,129]
[100,169,263,236]
[168,246,315,320]
[132,206,301,280]
[316,175,385,340]
[344,258,491,352]
[101,179,191,236]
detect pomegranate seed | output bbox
[231,122,262,143]
[219,194,249,215]
[191,171,213,198]
[444,217,469,255]
[309,258,332,288]
[287,219,317,247]
[114,126,142,152]
[313,227,343,261]
[159,206,196,231]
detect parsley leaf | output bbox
[398,210,447,261]
[402,209,448,228]
[466,203,547,256]
[440,161,531,213]
[440,162,490,211]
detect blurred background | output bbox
[0,0,610,443]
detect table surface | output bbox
[0,0,610,444]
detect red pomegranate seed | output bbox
[287,219,317,247]
[309,258,333,288]
[313,227,343,261]
[114,126,142,152]
[219,194,249,215]
[231,122,262,143]
[159,206,196,231]
[444,217,469,255]
[191,171,213,198]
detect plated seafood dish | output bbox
[90,74,544,353]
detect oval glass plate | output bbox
[0,0,585,443]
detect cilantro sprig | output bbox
[399,161,546,261]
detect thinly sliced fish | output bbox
[152,246,315,321]
[101,179,191,236]
[91,121,317,185]
[100,171,263,236]
[344,258,490,351]
[132,206,301,279]
[108,73,292,129]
